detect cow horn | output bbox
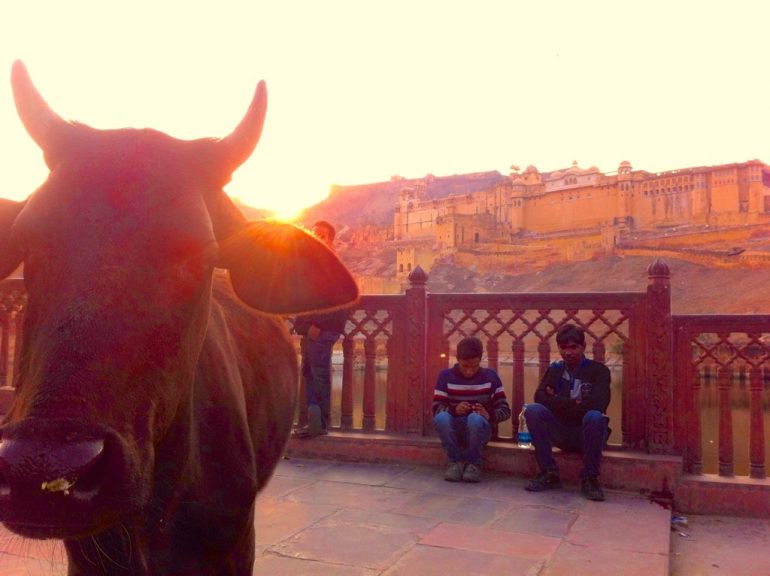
[11,60,69,158]
[215,80,267,174]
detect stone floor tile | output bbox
[567,496,670,554]
[544,540,668,576]
[252,552,379,576]
[257,472,317,499]
[333,508,439,534]
[284,480,414,513]
[314,461,415,486]
[670,515,770,576]
[420,521,560,559]
[276,457,336,479]
[0,563,66,576]
[0,531,66,561]
[253,498,340,549]
[492,504,578,538]
[271,522,417,570]
[392,491,511,527]
[385,466,541,506]
[507,484,589,509]
[383,466,488,495]
[382,544,544,576]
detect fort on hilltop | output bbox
[388,159,770,281]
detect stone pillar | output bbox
[404,266,428,434]
[646,259,675,453]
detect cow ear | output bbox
[220,221,359,315]
[0,199,26,280]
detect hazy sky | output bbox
[1,0,769,219]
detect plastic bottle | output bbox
[517,405,532,449]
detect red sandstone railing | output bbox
[0,279,25,412]
[1,261,768,481]
[296,260,675,452]
[674,315,770,478]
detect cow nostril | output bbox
[71,445,108,499]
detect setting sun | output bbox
[1,1,770,221]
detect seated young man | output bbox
[433,336,511,482]
[524,324,611,501]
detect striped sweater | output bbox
[432,365,512,424]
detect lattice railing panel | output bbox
[433,306,632,444]
[677,322,770,479]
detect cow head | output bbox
[0,61,357,541]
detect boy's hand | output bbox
[473,404,490,420]
[456,401,474,415]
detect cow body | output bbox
[0,62,358,574]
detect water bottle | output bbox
[517,405,532,449]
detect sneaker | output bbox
[525,468,562,492]
[581,476,606,501]
[444,461,465,482]
[292,425,328,439]
[462,463,481,483]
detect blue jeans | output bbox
[433,411,492,466]
[301,332,340,429]
[524,403,608,479]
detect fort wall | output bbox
[395,159,770,243]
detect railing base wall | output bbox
[286,432,684,501]
[675,474,770,518]
[288,433,770,516]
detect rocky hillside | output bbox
[422,254,770,314]
[296,171,506,228]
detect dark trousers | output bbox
[300,332,340,429]
[524,403,608,479]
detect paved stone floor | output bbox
[0,457,768,575]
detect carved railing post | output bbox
[511,339,525,415]
[748,356,766,479]
[340,336,355,430]
[404,266,428,435]
[362,336,377,431]
[646,259,675,454]
[0,281,26,413]
[717,359,734,477]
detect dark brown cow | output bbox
[0,61,358,575]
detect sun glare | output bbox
[269,205,303,223]
[1,3,770,216]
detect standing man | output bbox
[433,336,511,482]
[524,324,611,501]
[292,221,349,439]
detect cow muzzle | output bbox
[0,418,137,539]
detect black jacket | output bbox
[533,357,611,427]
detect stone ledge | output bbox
[286,431,682,497]
[675,474,770,517]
